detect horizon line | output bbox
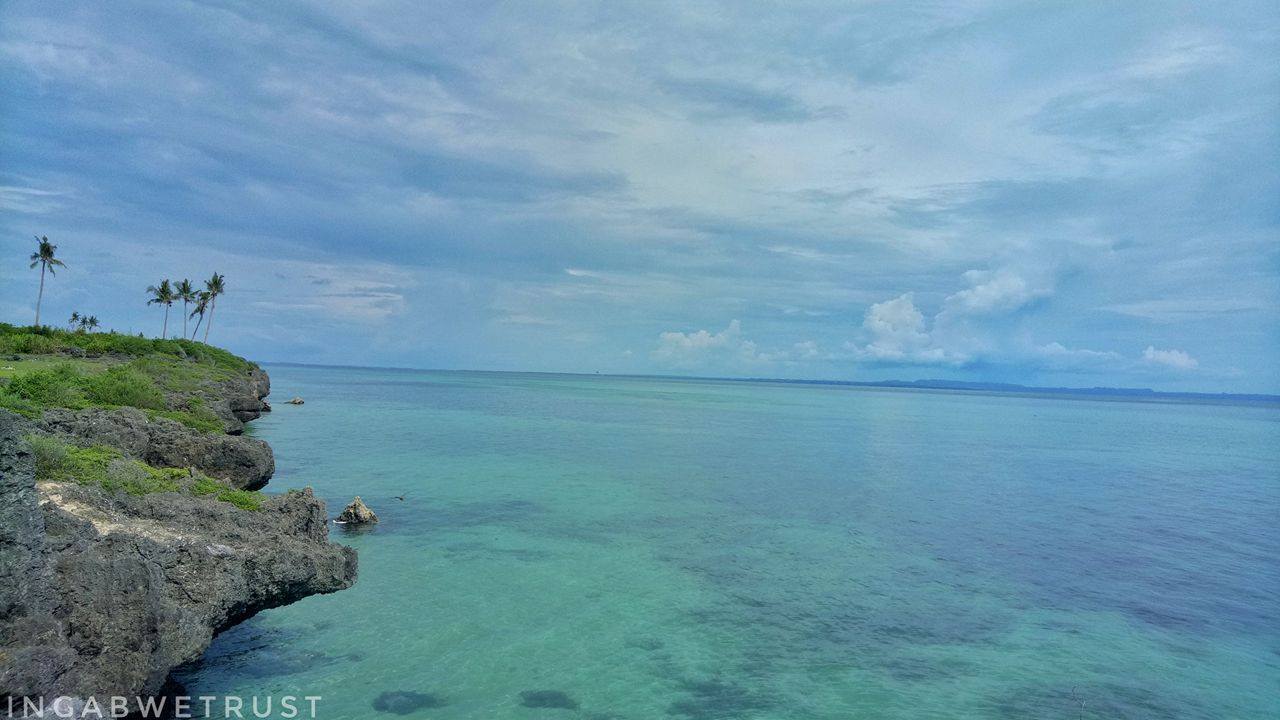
[257,360,1280,404]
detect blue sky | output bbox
[1,1,1277,392]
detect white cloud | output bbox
[1143,346,1199,370]
[942,269,1052,317]
[651,321,827,369]
[1033,342,1124,370]
[847,293,966,365]
[652,319,759,368]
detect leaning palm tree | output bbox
[146,279,175,338]
[29,236,66,327]
[189,291,210,340]
[202,272,225,343]
[174,279,197,339]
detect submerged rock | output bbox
[372,691,447,714]
[0,412,358,703]
[337,496,379,524]
[287,396,305,405]
[520,690,580,710]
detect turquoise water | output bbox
[175,366,1280,719]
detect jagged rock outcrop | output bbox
[0,413,357,703]
[200,366,273,433]
[39,407,275,490]
[336,496,378,524]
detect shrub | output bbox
[27,434,191,497]
[0,323,255,375]
[102,457,181,495]
[82,365,165,409]
[28,433,70,479]
[4,364,86,408]
[0,393,42,418]
[191,475,264,511]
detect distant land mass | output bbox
[262,362,1279,406]
[729,376,1280,405]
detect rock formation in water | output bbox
[0,361,357,706]
[337,495,379,524]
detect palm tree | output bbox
[175,279,197,339]
[146,279,175,338]
[190,291,210,340]
[86,315,99,332]
[29,236,66,327]
[68,311,81,331]
[202,272,225,343]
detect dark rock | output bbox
[40,407,275,489]
[0,413,357,703]
[287,397,305,405]
[183,366,274,434]
[336,496,379,524]
[519,690,580,710]
[372,691,447,714]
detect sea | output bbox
[173,365,1280,719]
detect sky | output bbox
[1,1,1277,393]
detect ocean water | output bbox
[174,366,1280,719]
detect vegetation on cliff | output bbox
[0,323,253,432]
[0,323,268,509]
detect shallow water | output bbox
[175,366,1280,719]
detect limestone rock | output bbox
[336,496,378,524]
[39,407,275,490]
[0,412,358,703]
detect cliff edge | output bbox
[0,332,357,705]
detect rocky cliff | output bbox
[0,364,357,706]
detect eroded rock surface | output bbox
[336,496,379,524]
[40,407,275,490]
[0,414,357,702]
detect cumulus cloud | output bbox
[652,320,761,369]
[1142,346,1199,370]
[942,269,1052,317]
[847,293,966,365]
[651,321,828,370]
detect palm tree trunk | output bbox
[191,313,203,340]
[182,301,188,338]
[162,305,170,338]
[35,263,46,327]
[203,298,215,343]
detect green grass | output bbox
[192,475,266,511]
[0,323,255,374]
[28,434,180,495]
[0,346,239,433]
[0,361,166,418]
[29,433,264,509]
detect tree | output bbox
[146,279,175,338]
[190,291,210,340]
[68,311,81,331]
[86,315,100,332]
[202,272,225,343]
[29,236,66,328]
[175,279,197,340]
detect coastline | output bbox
[0,330,358,707]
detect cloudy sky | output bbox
[1,1,1276,392]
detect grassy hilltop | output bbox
[0,323,254,430]
[0,322,266,510]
